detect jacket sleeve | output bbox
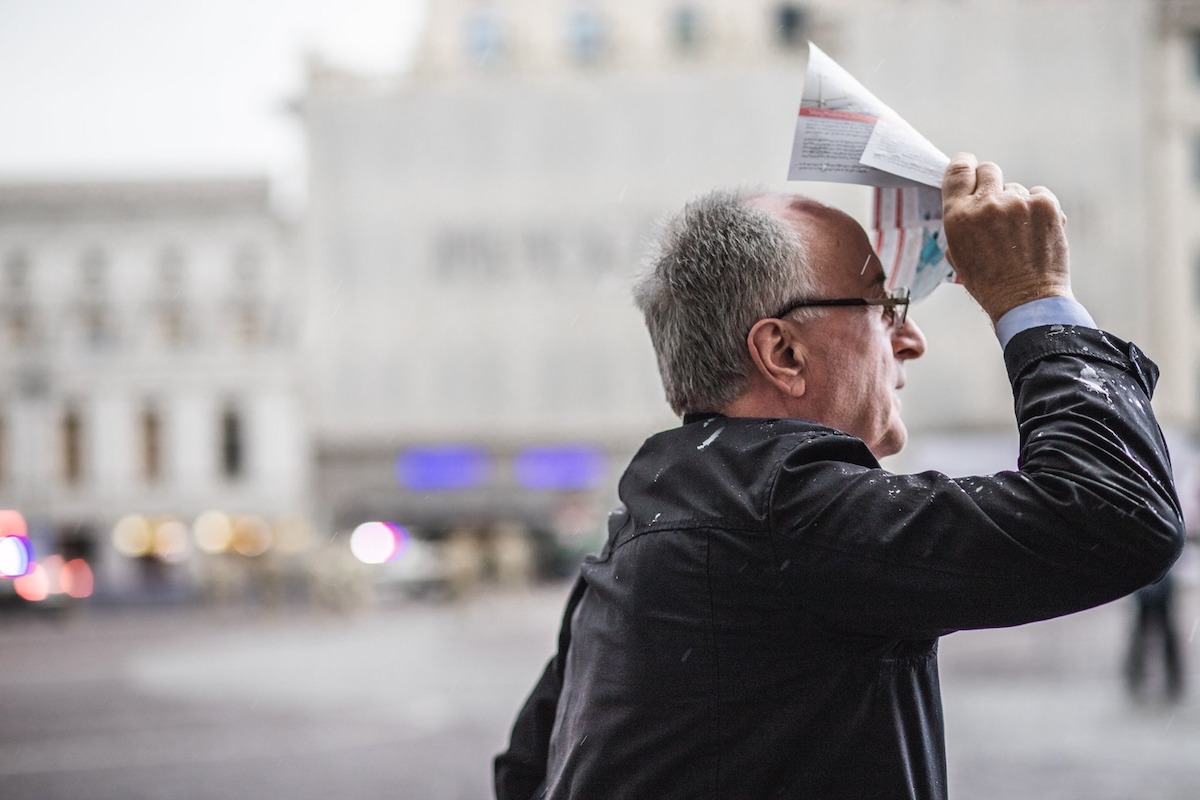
[768,325,1186,639]
[493,655,561,800]
[494,577,587,800]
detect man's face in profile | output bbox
[785,203,927,458]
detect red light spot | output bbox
[61,559,95,599]
[14,564,49,602]
[0,509,27,539]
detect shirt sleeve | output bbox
[994,295,1096,349]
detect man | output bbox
[495,154,1184,799]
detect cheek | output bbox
[821,353,867,402]
[825,354,878,422]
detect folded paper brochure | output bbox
[789,43,956,301]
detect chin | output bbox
[871,424,908,459]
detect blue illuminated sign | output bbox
[514,445,606,490]
[396,446,493,491]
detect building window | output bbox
[62,407,83,485]
[158,246,186,295]
[1193,133,1200,186]
[568,7,608,64]
[524,229,564,280]
[4,305,34,347]
[233,244,262,289]
[1191,31,1200,82]
[4,250,29,293]
[220,406,244,480]
[672,5,702,52]
[1194,251,1200,308]
[232,303,261,346]
[141,407,162,482]
[81,305,115,349]
[465,8,506,67]
[80,248,108,293]
[160,305,186,348]
[434,227,508,281]
[774,3,809,50]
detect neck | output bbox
[720,391,797,419]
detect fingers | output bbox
[1027,186,1068,231]
[942,152,1003,197]
[1005,182,1030,199]
[1029,185,1064,215]
[943,156,1063,231]
[940,161,1073,323]
[942,152,979,198]
[975,161,1003,195]
[1006,182,1065,224]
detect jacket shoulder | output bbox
[617,418,879,536]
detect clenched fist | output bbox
[942,153,1073,324]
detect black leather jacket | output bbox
[495,326,1184,800]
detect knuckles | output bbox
[1028,193,1064,224]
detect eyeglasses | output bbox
[772,286,911,328]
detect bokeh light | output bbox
[13,555,91,602]
[153,520,191,563]
[193,510,234,554]
[0,535,33,577]
[14,562,49,602]
[60,558,95,599]
[112,514,154,557]
[386,522,410,557]
[349,521,409,564]
[231,515,272,557]
[0,509,28,538]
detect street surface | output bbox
[1,580,1198,799]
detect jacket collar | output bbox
[682,411,724,425]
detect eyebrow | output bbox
[855,251,887,284]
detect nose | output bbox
[893,316,927,361]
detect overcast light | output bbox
[0,0,426,196]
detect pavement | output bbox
[939,591,1200,799]
[1,579,1198,799]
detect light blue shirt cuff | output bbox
[994,296,1097,349]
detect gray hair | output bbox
[633,189,821,416]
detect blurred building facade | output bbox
[835,0,1200,481]
[4,0,1199,601]
[0,179,311,598]
[300,0,1200,565]
[299,0,852,573]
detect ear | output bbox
[746,318,807,399]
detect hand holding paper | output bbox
[941,153,1073,323]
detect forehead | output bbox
[763,195,886,296]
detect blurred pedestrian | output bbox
[495,154,1184,800]
[1124,571,1184,703]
